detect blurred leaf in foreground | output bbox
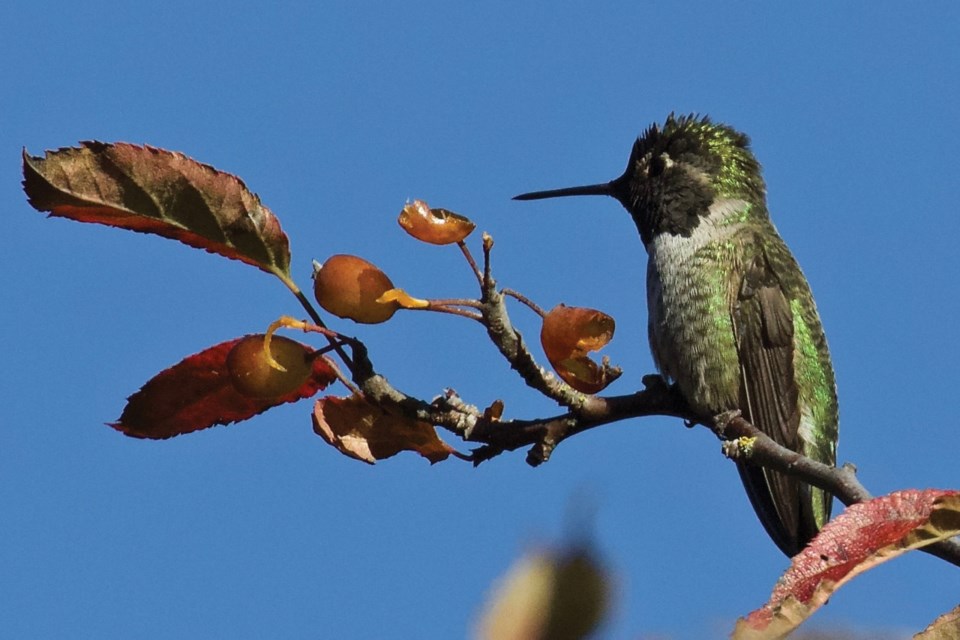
[475,544,611,640]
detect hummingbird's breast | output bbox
[645,199,752,415]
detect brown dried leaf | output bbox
[398,199,476,245]
[22,143,293,286]
[112,336,337,439]
[540,304,618,394]
[734,489,960,640]
[312,393,457,464]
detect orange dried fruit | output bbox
[313,254,399,324]
[398,199,476,245]
[227,334,314,399]
[540,304,617,394]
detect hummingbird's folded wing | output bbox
[732,239,817,556]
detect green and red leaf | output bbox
[734,489,960,639]
[112,336,337,439]
[22,142,293,286]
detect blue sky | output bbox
[2,3,959,638]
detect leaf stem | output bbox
[287,284,354,370]
[425,305,484,322]
[458,240,483,288]
[502,288,547,318]
[428,298,483,309]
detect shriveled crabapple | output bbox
[227,334,314,398]
[312,254,399,324]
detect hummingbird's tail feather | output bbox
[737,463,823,557]
[513,182,614,201]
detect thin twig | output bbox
[320,355,360,394]
[481,233,493,294]
[458,240,483,288]
[502,288,547,317]
[292,288,353,369]
[424,305,484,322]
[427,298,483,309]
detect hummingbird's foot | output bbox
[640,374,695,424]
[713,409,743,438]
[640,373,669,392]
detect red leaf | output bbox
[112,336,337,439]
[734,489,960,639]
[22,143,293,286]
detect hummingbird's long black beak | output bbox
[513,182,614,201]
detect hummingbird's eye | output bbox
[648,154,666,177]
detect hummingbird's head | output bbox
[515,114,767,245]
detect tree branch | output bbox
[714,412,960,567]
[333,233,960,570]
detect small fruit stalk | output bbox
[308,199,621,396]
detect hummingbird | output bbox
[514,114,838,557]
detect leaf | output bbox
[915,604,960,640]
[112,336,337,439]
[474,545,611,640]
[312,393,458,464]
[540,304,620,394]
[733,489,960,640]
[398,199,476,245]
[22,143,294,287]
